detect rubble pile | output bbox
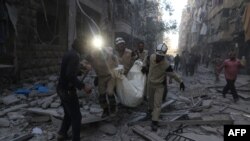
[0,66,250,141]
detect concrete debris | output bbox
[47,82,56,90]
[26,108,62,118]
[10,134,34,141]
[32,127,43,134]
[49,75,58,81]
[83,105,90,110]
[0,104,29,116]
[0,118,10,127]
[47,132,54,140]
[99,123,117,135]
[50,102,60,108]
[200,126,218,134]
[202,100,213,109]
[188,113,202,120]
[132,125,165,141]
[121,133,130,141]
[89,104,103,114]
[7,112,25,120]
[2,95,20,105]
[31,115,51,123]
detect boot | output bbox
[99,95,109,118]
[151,121,158,132]
[108,95,117,115]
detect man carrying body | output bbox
[142,43,185,131]
[85,46,118,117]
[114,37,137,75]
[57,39,92,141]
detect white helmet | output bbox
[155,43,168,56]
[115,37,125,45]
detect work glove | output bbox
[141,66,148,74]
[180,82,185,91]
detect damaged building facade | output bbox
[0,0,153,88]
[179,0,250,74]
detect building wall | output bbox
[2,0,68,81]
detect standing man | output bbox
[143,43,185,131]
[57,39,92,141]
[114,37,136,75]
[217,51,245,103]
[85,47,118,117]
[135,41,148,62]
[174,54,180,71]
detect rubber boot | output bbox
[99,95,109,118]
[108,95,116,116]
[151,120,158,132]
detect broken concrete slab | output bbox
[10,134,34,141]
[90,104,103,114]
[202,100,213,109]
[31,115,51,123]
[42,98,54,109]
[50,102,60,108]
[26,107,62,118]
[99,123,117,135]
[0,104,28,116]
[0,118,10,127]
[188,113,202,120]
[121,133,130,141]
[81,114,108,125]
[7,112,25,120]
[2,95,20,105]
[132,125,165,141]
[200,126,218,134]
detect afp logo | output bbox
[224,125,250,141]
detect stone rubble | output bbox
[0,66,249,141]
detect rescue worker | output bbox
[142,43,185,131]
[85,46,118,117]
[135,41,148,62]
[57,39,92,141]
[114,37,137,75]
[217,51,245,103]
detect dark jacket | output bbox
[58,49,84,90]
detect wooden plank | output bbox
[132,125,165,141]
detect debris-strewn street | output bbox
[0,65,249,141]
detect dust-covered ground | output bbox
[0,64,250,141]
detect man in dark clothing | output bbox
[57,39,92,141]
[174,54,180,71]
